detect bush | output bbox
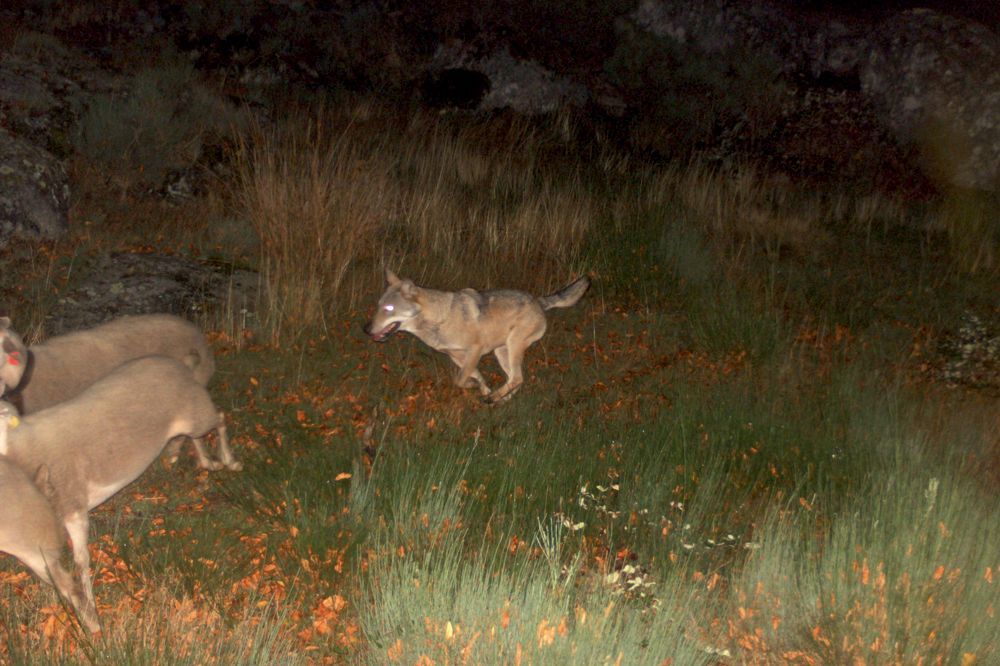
[74,61,241,194]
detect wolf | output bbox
[364,269,590,403]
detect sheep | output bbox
[0,450,101,633]
[0,314,215,414]
[0,355,242,625]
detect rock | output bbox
[46,252,258,335]
[630,0,797,71]
[758,86,931,195]
[801,20,870,87]
[0,127,70,241]
[0,36,118,156]
[623,2,998,192]
[861,9,1000,191]
[941,312,1000,391]
[422,68,491,110]
[430,44,588,114]
[477,50,588,114]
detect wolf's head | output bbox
[364,269,421,342]
[0,318,27,393]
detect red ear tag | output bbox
[6,353,20,366]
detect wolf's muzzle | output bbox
[366,321,400,342]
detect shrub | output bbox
[74,60,241,195]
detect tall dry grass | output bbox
[234,104,597,341]
[234,113,392,342]
[643,165,828,259]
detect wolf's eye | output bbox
[384,304,394,312]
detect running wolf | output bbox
[364,269,590,403]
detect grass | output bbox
[233,104,598,342]
[1,97,998,664]
[734,469,999,663]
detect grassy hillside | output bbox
[0,94,997,664]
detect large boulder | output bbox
[625,2,999,191]
[630,0,797,70]
[46,252,258,335]
[0,36,117,156]
[800,19,872,86]
[0,127,70,241]
[860,9,1000,191]
[428,44,588,114]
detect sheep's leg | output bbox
[213,411,242,471]
[189,435,223,471]
[6,539,99,632]
[64,510,96,610]
[164,436,184,466]
[45,555,101,633]
[190,412,242,472]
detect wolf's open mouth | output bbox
[371,321,400,342]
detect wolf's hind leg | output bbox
[484,344,527,404]
[485,325,545,404]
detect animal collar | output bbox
[2,349,34,414]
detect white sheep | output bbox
[0,450,101,633]
[0,314,215,414]
[0,355,241,626]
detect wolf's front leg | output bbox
[484,379,522,404]
[447,349,490,395]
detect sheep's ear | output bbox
[34,465,56,499]
[385,268,401,286]
[0,317,9,331]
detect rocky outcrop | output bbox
[630,0,797,71]
[0,127,69,240]
[941,312,1000,391]
[0,38,116,155]
[47,252,258,335]
[860,9,1000,192]
[0,37,121,243]
[429,44,588,114]
[800,20,870,86]
[629,2,999,191]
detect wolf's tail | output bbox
[538,276,591,311]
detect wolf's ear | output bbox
[400,279,417,298]
[385,268,401,286]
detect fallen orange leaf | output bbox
[387,638,404,662]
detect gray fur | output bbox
[537,276,590,311]
[0,356,241,627]
[0,454,100,633]
[0,314,214,414]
